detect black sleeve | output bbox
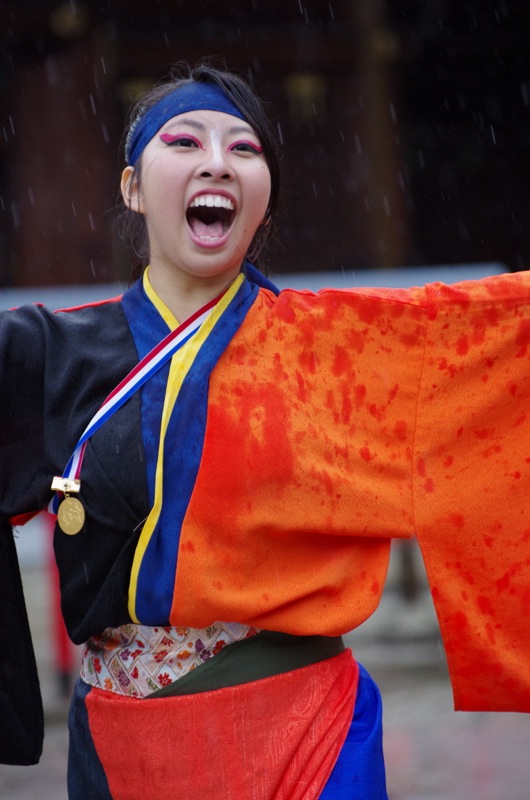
[0,300,146,763]
[0,305,57,764]
[0,520,44,765]
[0,304,51,518]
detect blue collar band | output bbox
[125,82,247,166]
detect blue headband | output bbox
[125,82,247,166]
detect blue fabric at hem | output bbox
[319,663,388,799]
[67,680,113,800]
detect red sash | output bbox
[86,650,358,799]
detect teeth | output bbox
[189,195,235,211]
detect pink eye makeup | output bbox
[158,130,263,155]
[229,140,264,154]
[159,132,204,148]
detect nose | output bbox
[198,136,234,181]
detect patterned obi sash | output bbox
[80,622,259,697]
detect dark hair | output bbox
[118,59,281,279]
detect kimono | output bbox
[1,264,530,798]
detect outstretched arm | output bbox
[409,273,530,711]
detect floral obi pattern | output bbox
[80,622,259,697]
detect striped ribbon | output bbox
[50,288,225,513]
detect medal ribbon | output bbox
[50,281,235,514]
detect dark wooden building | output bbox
[1,0,530,287]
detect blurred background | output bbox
[1,0,530,288]
[1,1,530,798]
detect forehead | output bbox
[161,109,258,136]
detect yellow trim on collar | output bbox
[128,272,244,623]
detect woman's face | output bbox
[121,109,271,286]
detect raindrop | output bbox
[0,196,4,212]
[521,84,530,108]
[88,212,95,231]
[89,94,97,115]
[45,56,59,87]
[355,135,362,155]
[383,196,390,217]
[339,130,345,142]
[436,638,446,662]
[389,103,397,122]
[71,202,77,218]
[100,56,107,75]
[490,125,496,145]
[27,187,35,206]
[78,99,88,122]
[297,0,304,14]
[11,202,21,230]
[101,124,109,144]
[457,222,470,242]
[163,32,169,47]
[8,116,15,135]
[90,260,96,277]
[328,3,334,20]
[312,183,317,196]
[276,123,284,145]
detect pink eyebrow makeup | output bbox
[159,132,204,148]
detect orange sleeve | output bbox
[172,273,530,712]
[412,273,530,711]
[174,285,426,635]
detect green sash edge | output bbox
[145,631,345,699]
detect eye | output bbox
[159,133,202,148]
[229,140,264,155]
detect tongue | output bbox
[190,217,225,240]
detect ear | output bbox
[120,166,144,214]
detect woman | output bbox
[1,61,529,799]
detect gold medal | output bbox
[57,496,86,535]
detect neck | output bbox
[146,262,242,323]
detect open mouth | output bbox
[186,194,236,243]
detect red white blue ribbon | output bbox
[49,291,221,513]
